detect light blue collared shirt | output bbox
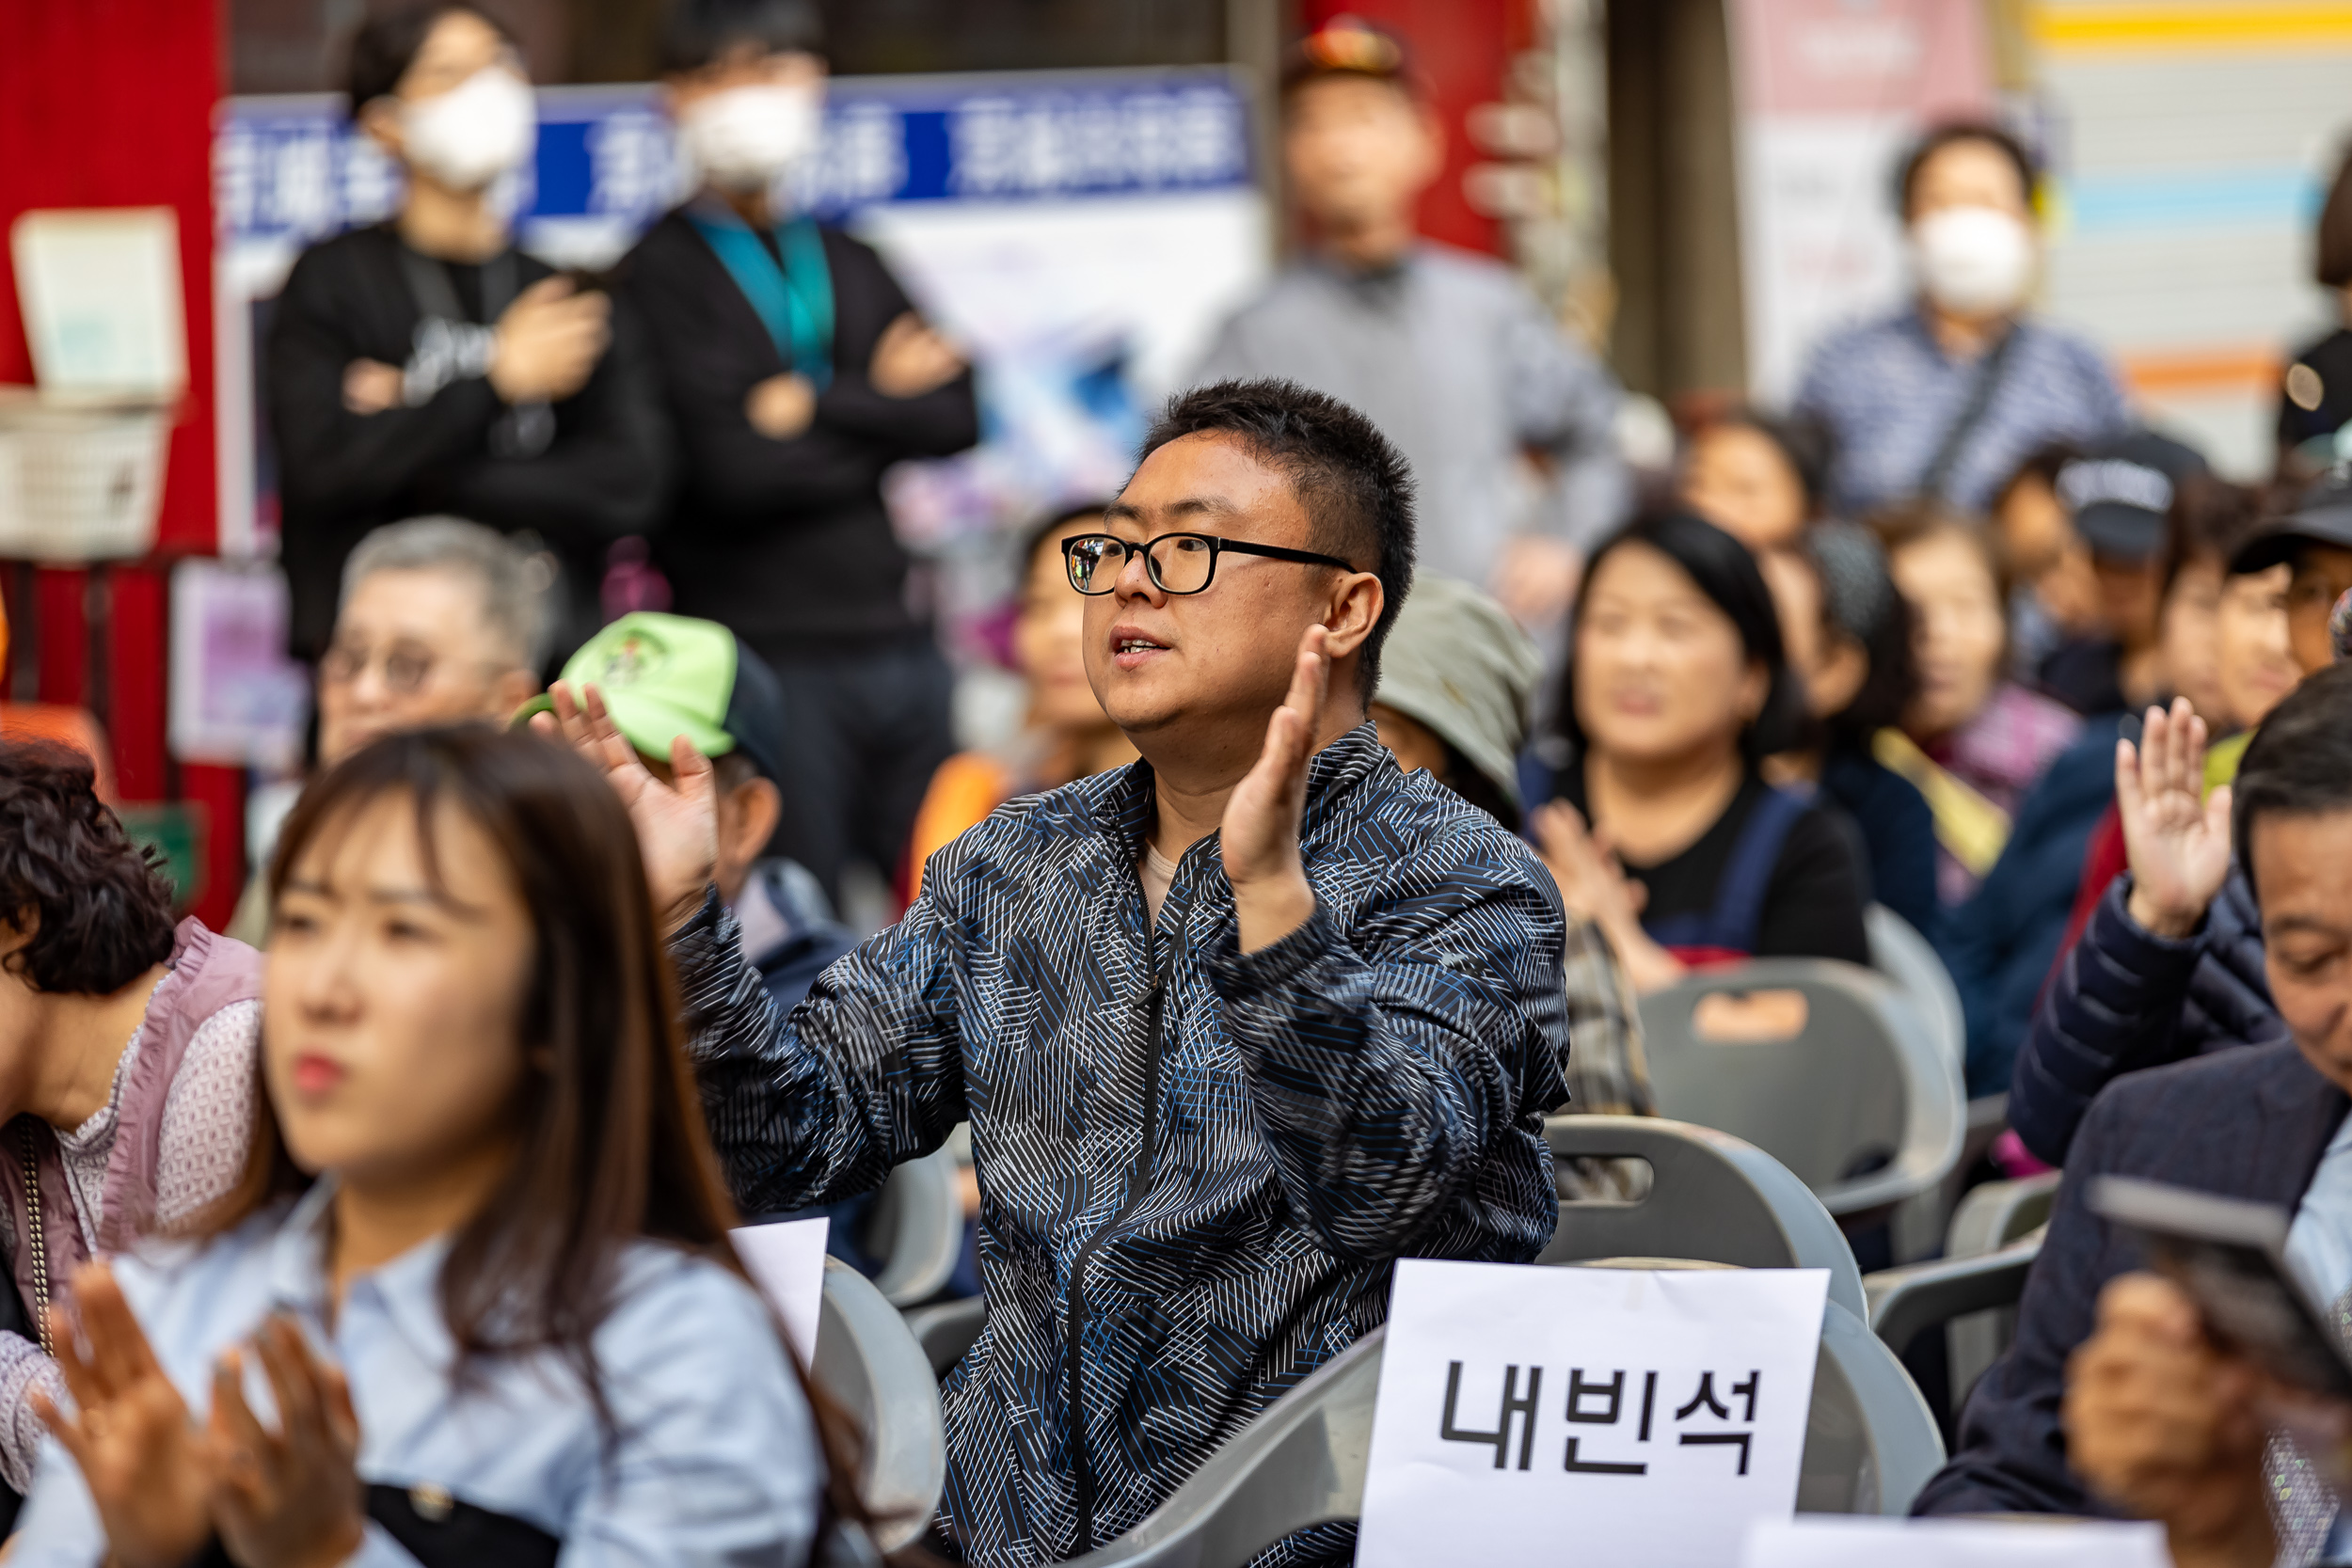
[11,1181,822,1566]
[2287,1112,2352,1311]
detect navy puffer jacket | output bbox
[2008,864,2280,1166]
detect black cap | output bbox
[2058,430,2208,564]
[2231,471,2352,576]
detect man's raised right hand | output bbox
[2117,697,2233,940]
[533,682,718,930]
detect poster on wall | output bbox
[1722,0,1995,400]
[213,71,1268,652]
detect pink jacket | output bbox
[0,919,265,1316]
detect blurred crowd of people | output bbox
[6,0,2352,1562]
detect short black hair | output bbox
[2233,660,2352,906]
[1550,509,1805,761]
[2161,473,2262,598]
[658,0,824,73]
[1895,120,2039,220]
[345,3,513,110]
[1137,378,1416,698]
[0,742,178,994]
[1694,406,1834,519]
[1994,438,2084,510]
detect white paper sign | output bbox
[729,1217,830,1365]
[10,208,188,398]
[1743,1517,2171,1568]
[1359,1260,1830,1568]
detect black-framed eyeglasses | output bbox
[1061,531,1355,596]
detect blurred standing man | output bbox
[1796,122,2131,519]
[1194,18,1627,629]
[269,3,665,665]
[622,0,979,909]
[544,379,1572,1565]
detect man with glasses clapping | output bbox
[544,377,1573,1568]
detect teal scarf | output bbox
[688,210,835,390]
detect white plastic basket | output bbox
[0,391,169,562]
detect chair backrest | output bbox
[1866,904,1964,1070]
[1063,1326,1383,1567]
[904,1292,988,1379]
[1063,1277,1947,1563]
[1802,1297,1948,1515]
[1947,1171,2061,1258]
[1936,1172,2061,1414]
[866,1146,965,1307]
[1540,1116,1868,1320]
[1636,958,1964,1214]
[811,1259,947,1552]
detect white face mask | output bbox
[1910,205,2035,318]
[679,84,824,193]
[400,67,537,192]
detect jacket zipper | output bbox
[1066,965,1168,1552]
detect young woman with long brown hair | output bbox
[9,727,838,1567]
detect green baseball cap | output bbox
[513,612,787,779]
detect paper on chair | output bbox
[730,1216,830,1364]
[1359,1259,1830,1568]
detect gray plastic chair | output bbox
[1865,1240,2041,1367]
[1932,1170,2061,1404]
[1803,1296,1948,1514]
[810,1259,947,1552]
[1635,958,1964,1216]
[1540,1115,1867,1320]
[1059,1291,1945,1565]
[1866,903,1964,1071]
[866,1146,965,1307]
[904,1292,987,1378]
[1948,1171,2060,1257]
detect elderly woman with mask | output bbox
[267,3,665,665]
[1794,121,2131,519]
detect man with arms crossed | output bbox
[548,379,1572,1565]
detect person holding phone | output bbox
[1913,663,2352,1558]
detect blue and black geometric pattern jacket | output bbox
[672,723,1574,1566]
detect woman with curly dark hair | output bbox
[0,741,265,1498]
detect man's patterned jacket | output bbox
[670,723,1574,1565]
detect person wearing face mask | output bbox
[1795,122,2131,521]
[619,0,979,914]
[1192,18,1629,630]
[267,4,665,669]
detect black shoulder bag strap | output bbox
[1915,323,2023,504]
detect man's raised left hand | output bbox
[1221,625,1327,953]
